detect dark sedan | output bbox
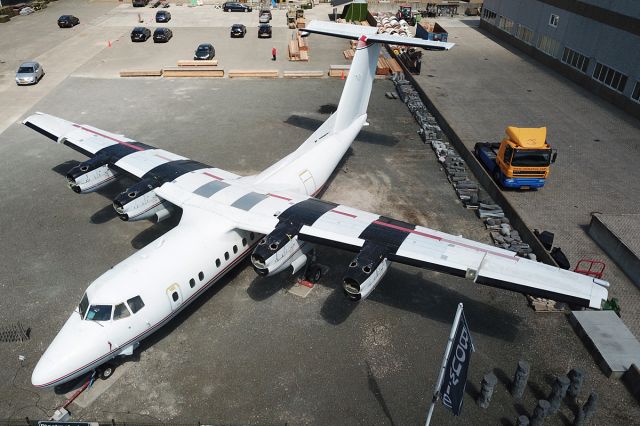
[155,10,171,23]
[223,2,251,12]
[153,28,173,43]
[230,24,246,38]
[58,15,79,28]
[131,27,151,42]
[258,23,272,38]
[194,43,215,60]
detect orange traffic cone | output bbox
[340,70,345,80]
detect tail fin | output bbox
[302,21,454,133]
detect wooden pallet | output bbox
[119,70,162,77]
[162,67,223,77]
[176,60,218,67]
[329,65,350,78]
[526,295,568,312]
[228,69,278,78]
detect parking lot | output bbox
[0,1,638,424]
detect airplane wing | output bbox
[155,180,609,310]
[22,112,240,181]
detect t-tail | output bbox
[301,21,455,132]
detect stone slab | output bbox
[570,310,640,378]
[589,213,640,287]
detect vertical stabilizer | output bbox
[333,38,381,133]
[301,21,454,135]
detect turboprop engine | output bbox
[251,220,312,276]
[112,178,171,222]
[66,156,117,194]
[343,243,391,301]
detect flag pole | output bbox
[425,303,464,426]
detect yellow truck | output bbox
[474,127,557,189]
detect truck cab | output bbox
[475,127,557,189]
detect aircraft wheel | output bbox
[99,363,116,380]
[307,264,322,284]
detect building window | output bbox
[482,8,496,21]
[549,14,559,28]
[537,35,560,57]
[515,24,534,45]
[632,81,640,102]
[592,62,628,93]
[497,16,514,34]
[561,47,589,73]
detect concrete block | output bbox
[570,311,640,378]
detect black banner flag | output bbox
[439,309,474,416]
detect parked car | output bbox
[194,43,215,60]
[155,10,171,23]
[223,2,251,12]
[259,12,270,23]
[131,27,152,42]
[230,23,246,38]
[153,27,173,43]
[258,23,272,38]
[58,15,79,28]
[259,8,272,20]
[132,0,150,7]
[15,62,44,85]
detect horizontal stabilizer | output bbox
[302,20,455,50]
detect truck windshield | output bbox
[511,150,551,167]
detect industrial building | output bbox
[480,0,640,119]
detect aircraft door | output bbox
[299,170,316,195]
[166,283,183,312]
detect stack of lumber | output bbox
[228,70,278,78]
[176,60,218,67]
[120,70,163,77]
[288,33,309,61]
[341,49,403,75]
[343,49,355,60]
[162,67,224,77]
[283,70,324,78]
[376,57,391,75]
[329,65,349,78]
[296,17,305,29]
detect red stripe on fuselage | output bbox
[203,172,223,180]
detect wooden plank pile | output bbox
[163,67,224,77]
[342,47,403,76]
[329,65,350,78]
[176,60,218,67]
[288,33,309,61]
[228,70,278,78]
[283,70,324,78]
[526,295,568,313]
[296,17,305,29]
[120,70,163,77]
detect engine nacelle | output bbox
[66,156,117,194]
[343,243,391,301]
[251,221,310,276]
[112,179,171,222]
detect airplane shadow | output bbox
[284,115,400,147]
[130,211,182,249]
[246,247,521,341]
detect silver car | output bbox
[16,62,45,85]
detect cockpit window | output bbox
[79,293,89,319]
[113,303,131,320]
[86,305,112,321]
[127,296,145,314]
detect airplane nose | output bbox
[32,313,111,388]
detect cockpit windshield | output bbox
[86,304,112,321]
[79,293,89,319]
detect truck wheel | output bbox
[99,363,115,380]
[493,170,501,184]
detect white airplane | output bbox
[24,21,609,389]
